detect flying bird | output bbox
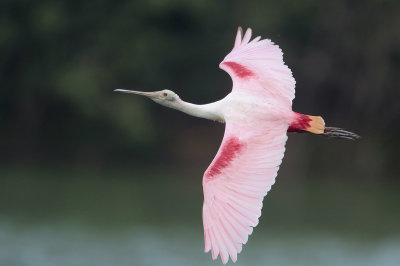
[115,27,359,264]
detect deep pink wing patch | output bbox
[205,136,245,180]
[223,62,254,79]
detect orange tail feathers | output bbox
[306,115,325,134]
[288,113,325,134]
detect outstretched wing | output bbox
[202,120,288,264]
[220,27,296,107]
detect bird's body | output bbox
[115,27,359,264]
[169,90,292,125]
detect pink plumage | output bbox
[202,27,295,264]
[115,26,360,265]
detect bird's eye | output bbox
[163,93,168,97]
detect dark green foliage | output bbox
[0,0,399,180]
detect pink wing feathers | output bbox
[202,28,295,263]
[202,122,288,263]
[219,27,296,107]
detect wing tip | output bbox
[238,26,243,35]
[242,28,252,43]
[234,26,243,48]
[235,26,254,48]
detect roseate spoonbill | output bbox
[115,27,359,264]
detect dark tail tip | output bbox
[322,127,360,140]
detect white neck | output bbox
[170,100,224,122]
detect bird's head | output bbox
[114,89,181,108]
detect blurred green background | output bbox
[1,0,400,265]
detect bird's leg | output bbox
[322,127,360,140]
